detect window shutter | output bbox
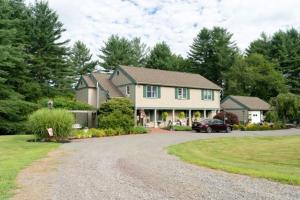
[143,85,146,97]
[175,88,178,99]
[201,90,204,100]
[212,90,214,101]
[187,88,190,99]
[158,86,161,98]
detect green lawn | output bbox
[0,135,59,200]
[168,135,300,185]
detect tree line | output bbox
[0,0,299,134]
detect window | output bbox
[203,90,213,100]
[126,85,130,95]
[145,85,159,98]
[178,88,188,99]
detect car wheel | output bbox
[206,127,212,133]
[226,127,231,133]
[196,129,200,133]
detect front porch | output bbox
[135,108,219,128]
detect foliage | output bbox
[38,96,93,110]
[0,135,59,200]
[98,98,133,116]
[193,111,201,120]
[161,112,168,122]
[247,28,300,94]
[88,128,106,137]
[173,125,192,131]
[237,122,287,131]
[129,126,148,134]
[99,35,148,69]
[269,93,300,123]
[225,54,287,100]
[178,112,185,119]
[99,111,134,132]
[264,111,280,123]
[72,129,92,139]
[27,1,73,97]
[69,40,97,79]
[168,136,300,185]
[188,26,238,87]
[213,111,239,125]
[27,108,74,141]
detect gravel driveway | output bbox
[13,129,300,200]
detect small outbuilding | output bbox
[221,95,270,124]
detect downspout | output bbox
[96,82,99,127]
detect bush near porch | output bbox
[164,125,192,131]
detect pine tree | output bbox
[69,41,97,77]
[188,27,238,87]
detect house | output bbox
[75,65,222,127]
[221,95,270,124]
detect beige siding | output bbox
[221,98,244,109]
[76,88,89,104]
[110,69,133,86]
[118,84,136,103]
[88,88,97,107]
[135,85,220,109]
[99,89,108,105]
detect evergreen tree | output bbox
[247,28,300,94]
[69,41,97,77]
[226,53,287,100]
[99,35,147,69]
[146,42,174,70]
[188,27,238,87]
[27,1,72,96]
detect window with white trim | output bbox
[146,85,158,98]
[178,88,188,99]
[203,90,213,100]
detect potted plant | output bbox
[194,111,201,122]
[178,112,186,126]
[161,111,168,127]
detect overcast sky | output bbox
[26,0,300,57]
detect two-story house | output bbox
[75,65,222,127]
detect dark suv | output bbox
[192,119,232,133]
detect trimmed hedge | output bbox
[233,123,287,131]
[165,125,192,131]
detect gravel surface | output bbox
[13,129,300,200]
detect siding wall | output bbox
[135,84,220,109]
[224,109,248,123]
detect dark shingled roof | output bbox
[119,65,221,90]
[92,73,123,97]
[225,95,270,111]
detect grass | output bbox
[0,135,59,200]
[168,135,300,185]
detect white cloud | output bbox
[26,0,300,58]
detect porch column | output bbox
[134,107,137,126]
[204,109,207,119]
[154,109,157,128]
[188,109,192,126]
[172,109,175,125]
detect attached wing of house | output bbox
[76,65,222,128]
[221,95,271,124]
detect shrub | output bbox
[104,128,118,136]
[214,111,239,125]
[99,111,134,132]
[114,127,125,135]
[265,111,279,123]
[88,128,105,137]
[98,98,134,131]
[178,112,185,119]
[38,96,92,110]
[232,124,240,130]
[194,111,201,121]
[73,130,92,139]
[173,125,192,131]
[28,108,74,141]
[162,112,168,122]
[239,122,287,131]
[130,126,148,134]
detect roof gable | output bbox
[75,75,96,89]
[222,95,270,111]
[91,73,123,97]
[118,65,221,90]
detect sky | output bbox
[26,0,300,58]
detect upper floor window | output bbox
[202,90,214,100]
[143,85,160,98]
[126,85,130,95]
[175,88,189,99]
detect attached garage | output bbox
[221,95,270,124]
